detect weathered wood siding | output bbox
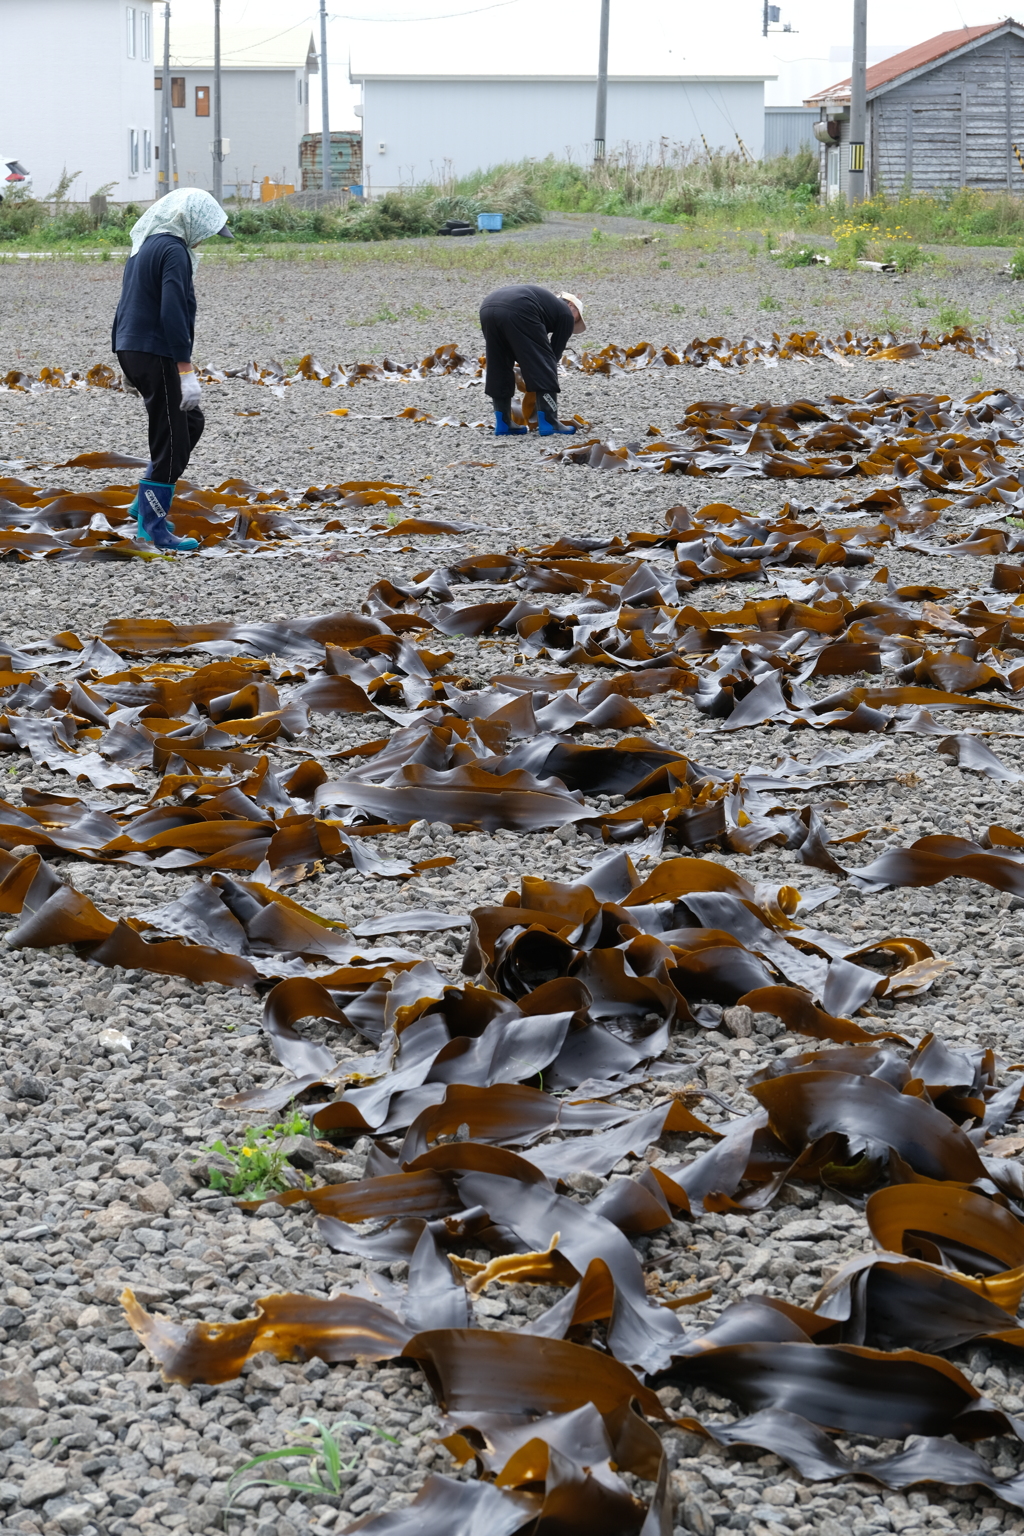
[871,33,1024,195]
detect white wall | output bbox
[356,76,767,193]
[1,0,156,202]
[158,69,308,193]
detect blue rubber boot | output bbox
[135,478,199,552]
[536,391,576,436]
[492,399,527,436]
[125,462,154,519]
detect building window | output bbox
[140,10,150,61]
[129,128,140,177]
[298,79,303,104]
[126,6,136,57]
[143,129,152,171]
[171,76,185,108]
[196,86,210,117]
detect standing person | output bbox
[111,188,234,552]
[479,284,585,437]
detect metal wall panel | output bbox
[763,108,816,157]
[356,77,767,194]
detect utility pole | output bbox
[213,0,223,201]
[593,0,609,165]
[319,0,332,191]
[160,3,171,197]
[848,0,867,204]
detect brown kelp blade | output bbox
[121,1288,412,1384]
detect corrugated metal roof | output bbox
[804,20,1008,104]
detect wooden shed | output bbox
[805,20,1024,202]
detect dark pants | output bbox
[117,351,204,484]
[480,301,560,400]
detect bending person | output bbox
[111,188,234,552]
[479,284,585,437]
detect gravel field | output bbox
[2,230,1024,1536]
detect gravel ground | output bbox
[2,235,1024,1536]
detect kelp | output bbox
[4,422,1024,1531]
[544,385,1024,506]
[2,330,1013,400]
[0,474,426,560]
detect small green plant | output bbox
[971,370,984,382]
[658,258,671,268]
[881,241,925,271]
[1009,249,1024,280]
[913,290,928,308]
[226,1417,397,1515]
[757,292,782,311]
[935,300,973,331]
[353,306,399,327]
[773,244,822,267]
[670,302,685,314]
[204,1110,311,1200]
[1005,307,1024,324]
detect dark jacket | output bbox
[480,284,575,359]
[111,233,196,359]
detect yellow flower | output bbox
[241,1147,254,1157]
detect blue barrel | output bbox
[477,212,503,231]
[349,184,363,197]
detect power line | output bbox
[215,17,317,57]
[208,1,521,58]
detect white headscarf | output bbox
[129,188,228,273]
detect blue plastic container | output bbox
[348,184,364,198]
[477,212,503,231]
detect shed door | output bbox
[826,147,841,200]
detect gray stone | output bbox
[19,1465,67,1507]
[277,1135,319,1171]
[723,1004,754,1038]
[136,1180,173,1214]
[0,1373,38,1410]
[682,1492,724,1536]
[55,1505,93,1534]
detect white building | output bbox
[156,24,316,197]
[349,72,774,194]
[0,0,156,203]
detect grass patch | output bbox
[462,149,820,227]
[935,300,975,330]
[226,1417,397,1515]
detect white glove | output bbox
[179,369,202,411]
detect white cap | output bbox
[558,292,585,330]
